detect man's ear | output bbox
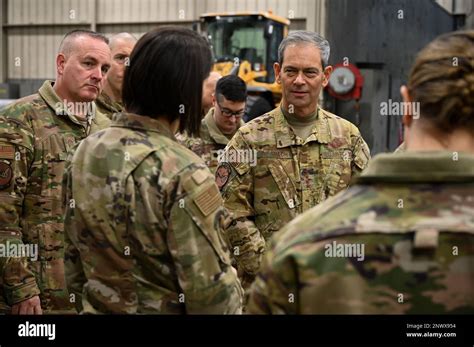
[274,62,281,83]
[212,93,216,107]
[56,54,66,76]
[400,85,413,127]
[322,65,333,88]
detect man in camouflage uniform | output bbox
[0,29,111,314]
[177,75,246,173]
[247,30,474,314]
[63,26,243,314]
[0,234,41,314]
[95,33,137,119]
[217,31,370,287]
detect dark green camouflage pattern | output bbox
[0,230,41,313]
[95,91,123,120]
[247,152,474,314]
[63,112,243,314]
[176,107,244,174]
[0,80,110,313]
[217,106,370,286]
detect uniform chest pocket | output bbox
[252,162,300,239]
[320,148,352,196]
[268,163,301,210]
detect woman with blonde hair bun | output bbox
[247,30,474,314]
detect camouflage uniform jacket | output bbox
[217,106,370,279]
[63,112,243,314]
[176,107,245,174]
[0,236,40,313]
[0,80,110,313]
[95,91,123,120]
[247,151,474,314]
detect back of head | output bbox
[122,26,212,137]
[407,30,474,134]
[215,75,247,103]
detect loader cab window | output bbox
[206,16,284,83]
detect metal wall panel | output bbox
[7,25,87,79]
[6,0,310,24]
[8,0,93,25]
[202,0,307,18]
[98,0,196,23]
[435,0,473,14]
[324,0,456,153]
[98,22,192,39]
[2,0,314,84]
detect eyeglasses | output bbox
[216,102,246,118]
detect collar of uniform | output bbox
[204,107,244,145]
[356,151,474,183]
[111,112,176,140]
[275,106,331,148]
[96,91,123,113]
[38,80,99,125]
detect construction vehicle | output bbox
[198,11,290,121]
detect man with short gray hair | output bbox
[96,32,137,119]
[216,31,371,289]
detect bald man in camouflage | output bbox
[0,29,111,314]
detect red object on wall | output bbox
[327,63,364,101]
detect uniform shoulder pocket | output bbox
[352,136,371,170]
[182,168,231,265]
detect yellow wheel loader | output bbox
[198,11,290,121]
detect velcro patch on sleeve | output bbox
[414,228,439,249]
[0,145,15,160]
[0,161,13,190]
[193,184,221,217]
[191,169,208,186]
[215,162,233,190]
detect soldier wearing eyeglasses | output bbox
[176,75,246,173]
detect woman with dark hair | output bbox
[63,27,243,314]
[247,30,474,314]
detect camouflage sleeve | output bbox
[0,234,41,306]
[167,166,243,314]
[62,155,86,313]
[350,127,371,175]
[0,112,41,306]
[246,239,298,314]
[216,131,266,286]
[175,132,204,155]
[174,131,189,147]
[0,113,34,232]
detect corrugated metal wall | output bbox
[8,0,94,24]
[435,0,474,14]
[1,0,320,83]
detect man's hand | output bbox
[11,295,42,315]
